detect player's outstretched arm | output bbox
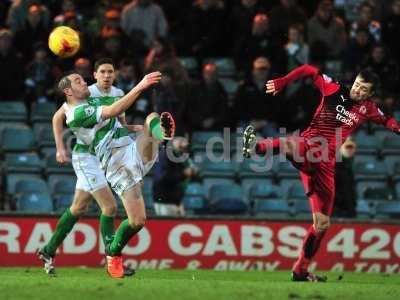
[52,106,69,164]
[368,103,400,134]
[266,64,321,95]
[101,72,162,120]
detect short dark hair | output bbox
[94,57,115,71]
[358,69,380,93]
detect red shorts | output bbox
[287,136,336,216]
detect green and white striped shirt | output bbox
[63,96,131,167]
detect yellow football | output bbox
[48,26,80,58]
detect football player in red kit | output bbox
[242,64,400,282]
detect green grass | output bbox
[0,268,399,300]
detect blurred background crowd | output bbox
[1,0,400,219]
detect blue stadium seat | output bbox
[354,134,380,155]
[0,101,27,122]
[45,153,74,175]
[238,158,274,179]
[203,177,236,198]
[381,135,400,156]
[279,178,303,198]
[53,194,74,212]
[183,195,207,214]
[5,153,43,173]
[384,155,400,176]
[48,174,76,194]
[254,199,290,218]
[356,181,393,201]
[1,127,35,152]
[16,192,53,212]
[200,159,236,179]
[292,200,311,218]
[287,182,307,201]
[15,178,49,194]
[33,123,55,148]
[185,182,205,197]
[356,200,373,219]
[354,160,388,182]
[241,178,273,203]
[208,184,247,214]
[375,201,400,219]
[191,131,224,152]
[30,102,56,123]
[6,174,43,195]
[276,161,300,180]
[250,184,284,201]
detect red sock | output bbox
[293,225,326,274]
[256,138,280,155]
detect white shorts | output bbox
[105,141,157,197]
[72,152,108,193]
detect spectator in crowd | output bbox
[229,0,267,46]
[363,44,400,94]
[343,28,373,75]
[382,0,400,64]
[53,0,83,27]
[95,34,126,67]
[380,94,397,115]
[234,13,286,74]
[74,57,92,85]
[308,0,347,61]
[334,138,357,218]
[121,0,168,53]
[152,70,189,136]
[144,37,189,84]
[349,2,381,43]
[233,57,279,137]
[269,0,307,45]
[153,136,198,216]
[115,59,138,95]
[14,3,51,61]
[0,28,24,101]
[285,24,309,71]
[186,0,226,58]
[6,0,50,33]
[24,43,53,103]
[185,63,229,132]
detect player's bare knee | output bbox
[69,203,88,216]
[101,203,117,216]
[129,215,146,228]
[314,214,330,232]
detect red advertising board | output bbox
[1,217,400,273]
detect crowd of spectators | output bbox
[1,0,400,134]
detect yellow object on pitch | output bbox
[48,26,80,58]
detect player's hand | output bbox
[265,80,279,96]
[138,71,162,90]
[56,148,70,164]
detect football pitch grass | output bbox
[0,268,399,300]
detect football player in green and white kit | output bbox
[37,59,141,278]
[55,69,174,278]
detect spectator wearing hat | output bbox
[0,28,24,101]
[233,57,280,137]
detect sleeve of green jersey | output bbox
[68,104,102,128]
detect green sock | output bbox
[109,219,142,256]
[100,214,115,251]
[150,117,163,141]
[44,208,78,256]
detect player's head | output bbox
[94,57,115,90]
[59,73,90,102]
[350,69,379,101]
